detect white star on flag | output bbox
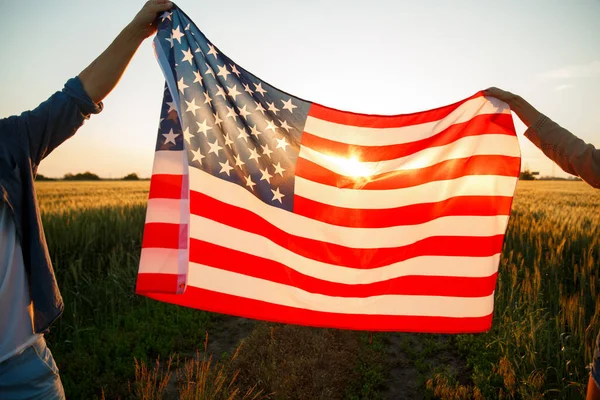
[234,154,245,167]
[185,98,201,116]
[196,119,211,135]
[181,48,194,65]
[273,162,285,176]
[261,144,273,158]
[215,86,227,99]
[238,105,251,118]
[271,187,285,203]
[244,174,256,190]
[237,127,249,142]
[227,85,241,100]
[267,102,280,114]
[190,147,204,164]
[183,127,193,144]
[254,83,267,96]
[275,137,289,151]
[223,133,234,147]
[219,160,234,176]
[213,112,223,127]
[178,77,189,94]
[207,139,223,156]
[172,26,184,44]
[217,64,230,79]
[160,11,172,22]
[192,70,203,85]
[230,64,241,77]
[281,98,297,113]
[248,147,260,162]
[225,106,238,121]
[162,129,179,145]
[259,167,273,183]
[279,120,292,132]
[254,101,266,114]
[265,120,277,132]
[205,63,215,77]
[203,92,212,105]
[249,125,261,137]
[207,43,219,58]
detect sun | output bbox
[324,154,373,178]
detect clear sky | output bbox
[1,0,599,178]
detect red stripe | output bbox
[136,272,185,294]
[189,240,498,298]
[302,113,514,162]
[142,223,185,249]
[296,155,520,191]
[308,92,484,128]
[142,286,493,333]
[294,195,513,228]
[187,191,505,269]
[148,174,186,199]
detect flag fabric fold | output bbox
[135,6,520,333]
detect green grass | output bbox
[430,181,600,399]
[37,181,212,399]
[36,180,600,399]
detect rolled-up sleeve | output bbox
[524,115,600,188]
[1,77,103,168]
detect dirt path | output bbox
[203,316,258,359]
[162,319,470,399]
[380,333,471,399]
[163,315,258,399]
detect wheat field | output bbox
[36,180,599,399]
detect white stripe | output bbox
[191,212,507,251]
[185,168,511,249]
[305,97,511,146]
[139,248,183,274]
[191,214,500,282]
[145,198,189,223]
[299,134,519,177]
[295,175,517,209]
[187,264,494,317]
[152,150,187,175]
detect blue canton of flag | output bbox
[153,7,311,211]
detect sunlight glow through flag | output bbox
[135,6,521,333]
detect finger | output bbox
[152,1,173,12]
[482,87,499,96]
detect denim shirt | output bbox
[0,77,102,333]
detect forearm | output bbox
[78,24,146,104]
[504,95,542,128]
[525,117,600,188]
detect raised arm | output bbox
[483,87,600,189]
[0,1,173,169]
[78,0,173,103]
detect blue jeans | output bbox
[0,336,65,399]
[593,331,600,390]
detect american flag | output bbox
[135,6,520,333]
